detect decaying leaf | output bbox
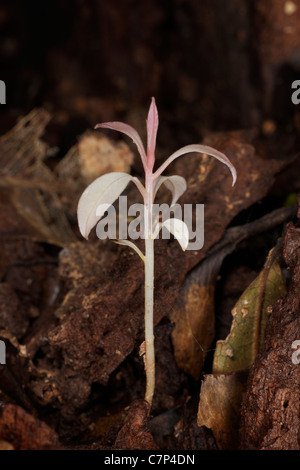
[197,372,248,449]
[0,109,76,246]
[213,255,286,374]
[170,262,215,380]
[0,176,76,246]
[0,109,51,175]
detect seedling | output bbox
[77,98,236,409]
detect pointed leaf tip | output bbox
[146,97,159,168]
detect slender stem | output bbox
[144,236,155,407]
[144,169,155,408]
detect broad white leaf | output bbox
[78,172,135,239]
[161,218,190,251]
[154,175,187,206]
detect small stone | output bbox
[284,1,297,16]
[225,347,234,358]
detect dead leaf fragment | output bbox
[0,110,76,246]
[170,274,215,380]
[213,257,286,374]
[197,372,247,449]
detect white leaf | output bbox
[154,175,187,206]
[114,239,145,262]
[78,172,134,239]
[154,144,237,186]
[161,218,190,251]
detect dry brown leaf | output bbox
[0,109,76,246]
[197,372,247,449]
[170,282,215,380]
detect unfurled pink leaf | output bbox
[154,175,187,206]
[154,144,237,186]
[146,97,159,170]
[95,121,147,170]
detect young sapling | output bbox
[77,98,237,410]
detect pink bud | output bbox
[146,97,159,171]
